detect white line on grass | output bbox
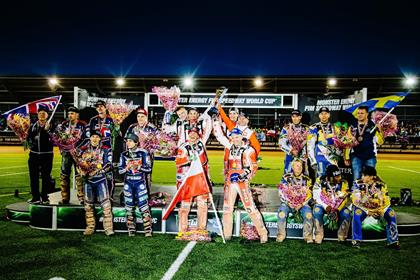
[0,167,60,177]
[161,241,197,280]
[387,166,420,174]
[0,165,26,170]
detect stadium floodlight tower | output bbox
[183,76,194,89]
[404,76,417,88]
[327,78,337,87]
[254,77,263,87]
[48,77,59,87]
[115,77,126,87]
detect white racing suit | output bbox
[175,140,211,232]
[213,121,268,242]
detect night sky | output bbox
[1,1,419,76]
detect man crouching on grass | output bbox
[76,131,114,236]
[351,166,400,249]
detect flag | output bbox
[345,92,409,116]
[162,155,211,220]
[1,95,62,120]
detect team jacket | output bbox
[118,148,152,178]
[307,122,335,165]
[27,121,55,154]
[86,115,114,147]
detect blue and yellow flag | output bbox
[345,92,409,116]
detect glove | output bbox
[238,173,247,182]
[207,106,219,117]
[230,173,240,183]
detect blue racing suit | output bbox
[312,176,351,242]
[352,179,399,245]
[125,122,157,194]
[77,143,113,235]
[307,122,336,177]
[119,148,153,235]
[87,115,116,198]
[279,123,309,175]
[277,172,313,242]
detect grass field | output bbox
[1,146,420,279]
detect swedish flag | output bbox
[345,92,409,116]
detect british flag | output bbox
[1,96,61,120]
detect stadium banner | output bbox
[31,205,163,232]
[240,210,387,239]
[298,88,367,123]
[164,209,225,234]
[74,87,142,110]
[147,92,297,109]
[28,203,417,239]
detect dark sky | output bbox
[1,1,419,76]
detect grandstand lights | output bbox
[404,76,417,88]
[48,77,59,86]
[254,77,263,87]
[327,78,337,87]
[115,77,125,87]
[183,76,194,88]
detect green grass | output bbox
[1,147,420,279]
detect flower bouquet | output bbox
[137,129,160,153]
[7,113,30,149]
[126,158,142,174]
[51,124,82,152]
[278,183,310,223]
[320,189,345,230]
[156,132,178,157]
[72,150,103,179]
[240,221,260,241]
[148,192,171,207]
[107,102,134,147]
[176,228,212,242]
[152,86,180,112]
[286,125,308,157]
[371,110,398,137]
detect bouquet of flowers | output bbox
[240,221,260,241]
[286,125,308,156]
[156,132,178,157]
[51,124,82,152]
[126,159,142,173]
[371,110,398,137]
[356,186,385,211]
[320,189,345,230]
[107,102,133,147]
[152,86,180,112]
[72,150,103,178]
[278,183,310,223]
[7,113,30,149]
[148,192,171,207]
[176,229,212,242]
[137,129,160,153]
